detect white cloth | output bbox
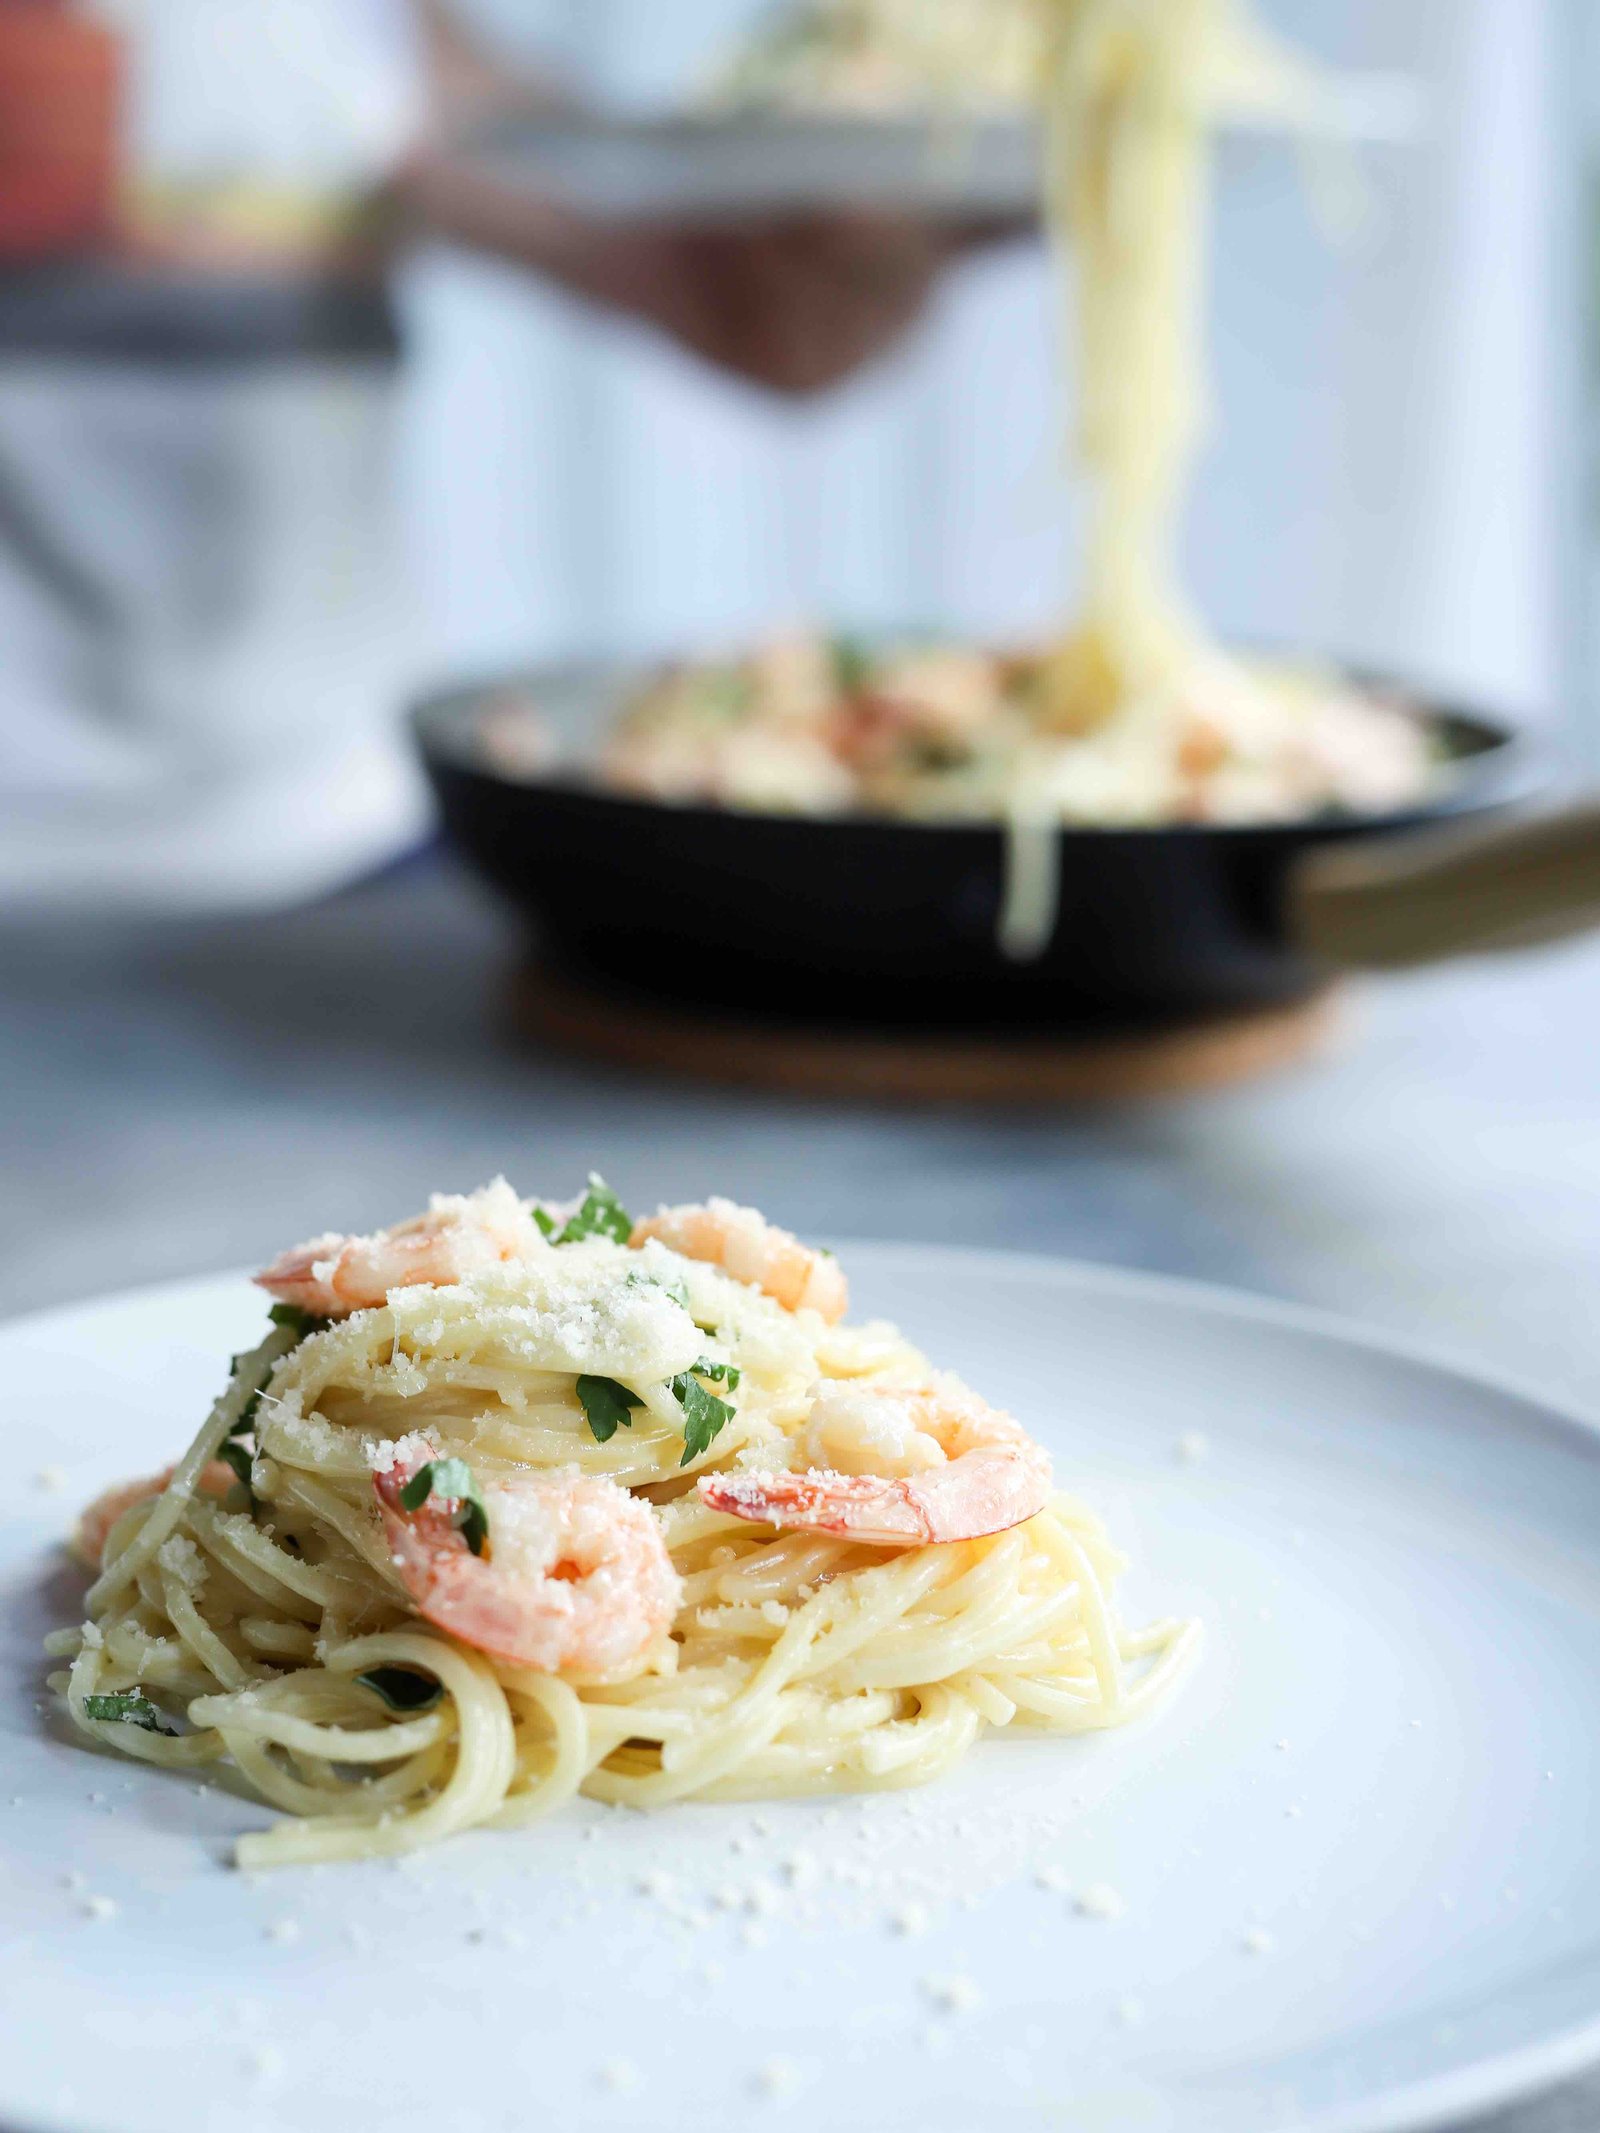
[0,0,429,916]
[0,364,427,914]
[96,0,423,195]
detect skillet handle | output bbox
[1286,801,1600,971]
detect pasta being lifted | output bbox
[595,0,1441,877]
[49,1178,1197,1867]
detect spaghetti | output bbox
[49,1179,1195,1867]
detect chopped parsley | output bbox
[577,1375,644,1445]
[536,1174,634,1248]
[689,1356,741,1390]
[218,1437,255,1493]
[626,1268,690,1309]
[356,1668,444,1714]
[671,1363,739,1466]
[218,1304,330,1505]
[704,667,754,722]
[579,1350,736,1457]
[399,1457,490,1559]
[831,634,874,695]
[267,1302,331,1341]
[905,739,970,775]
[83,1690,177,1737]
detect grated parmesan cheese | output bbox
[753,2056,801,2099]
[921,1974,983,2015]
[1074,1882,1126,1922]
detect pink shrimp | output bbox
[72,1461,235,1571]
[698,1376,1052,1548]
[256,1178,547,1321]
[630,1198,847,1323]
[373,1446,681,1675]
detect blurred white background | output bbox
[0,0,1577,910]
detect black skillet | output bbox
[414,664,1600,1035]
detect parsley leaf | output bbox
[218,1437,255,1493]
[83,1690,177,1737]
[532,1204,557,1240]
[626,1268,690,1308]
[398,1457,491,1558]
[831,634,874,695]
[552,1174,634,1247]
[217,1307,328,1511]
[268,1302,331,1341]
[671,1365,737,1467]
[577,1375,644,1444]
[689,1356,741,1390]
[702,667,753,723]
[356,1668,444,1714]
[399,1455,474,1511]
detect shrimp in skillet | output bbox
[374,1443,681,1676]
[699,1373,1051,1547]
[630,1197,847,1323]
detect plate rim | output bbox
[4,1244,1599,2133]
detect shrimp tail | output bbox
[699,1449,1050,1548]
[254,1236,346,1315]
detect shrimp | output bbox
[698,1375,1052,1548]
[256,1178,547,1321]
[72,1462,234,1571]
[630,1198,847,1323]
[373,1446,681,1676]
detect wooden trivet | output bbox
[510,963,1344,1106]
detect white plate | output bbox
[3,1249,1599,2133]
[468,89,1423,220]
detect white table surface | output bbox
[2,850,1597,2132]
